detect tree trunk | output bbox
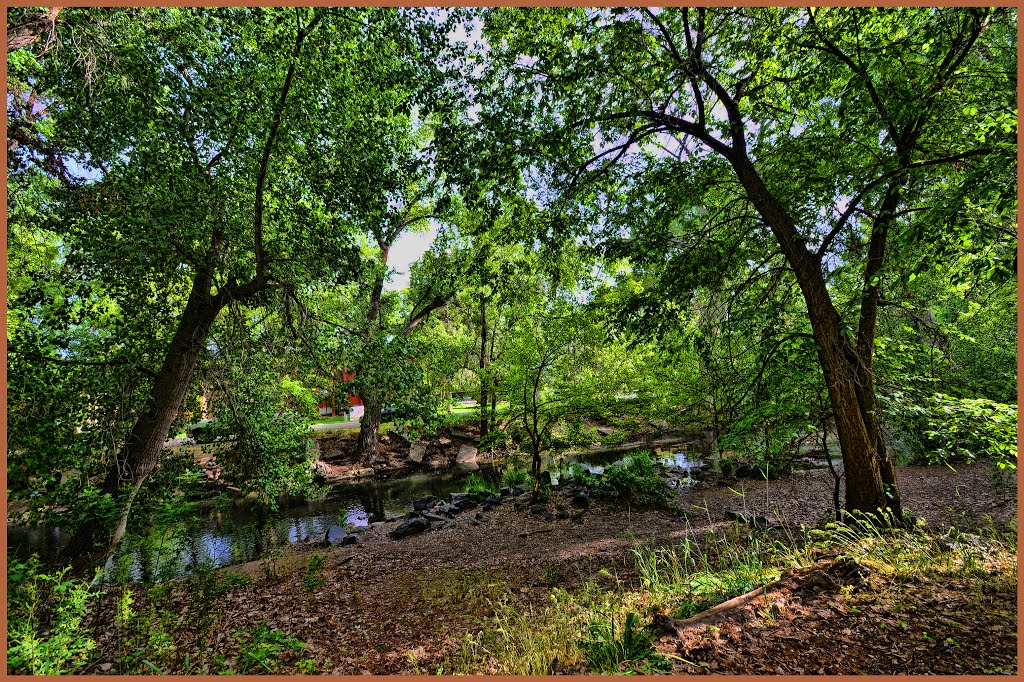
[731,156,901,521]
[357,391,384,464]
[479,290,489,443]
[61,267,223,559]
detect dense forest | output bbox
[6,6,1018,675]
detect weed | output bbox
[501,469,532,490]
[235,623,306,674]
[465,473,498,501]
[581,610,666,673]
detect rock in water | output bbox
[389,517,430,540]
[323,525,347,546]
[413,495,439,512]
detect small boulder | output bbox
[485,494,502,506]
[389,517,430,539]
[500,486,512,497]
[323,524,347,546]
[531,504,548,516]
[543,511,554,522]
[725,510,771,530]
[456,444,479,465]
[408,440,428,464]
[406,510,421,519]
[341,534,358,546]
[450,492,469,506]
[571,492,590,509]
[422,512,446,523]
[413,495,439,512]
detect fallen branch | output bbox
[670,578,784,632]
[517,528,554,538]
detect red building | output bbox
[317,369,362,417]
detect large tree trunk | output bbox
[61,267,224,560]
[357,391,384,465]
[732,157,902,521]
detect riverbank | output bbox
[75,461,1016,675]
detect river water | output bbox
[7,444,701,582]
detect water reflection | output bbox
[10,446,696,582]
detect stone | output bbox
[500,486,512,497]
[323,525,347,546]
[531,504,548,516]
[406,511,420,519]
[422,512,446,523]
[543,511,554,522]
[484,494,502,506]
[408,440,428,464]
[341,534,358,546]
[450,492,469,506]
[436,503,458,517]
[456,444,478,465]
[571,492,590,509]
[99,663,113,673]
[725,510,771,530]
[475,512,486,521]
[556,510,570,520]
[385,515,404,523]
[455,497,478,512]
[413,495,439,512]
[389,517,430,539]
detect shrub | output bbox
[581,610,670,673]
[500,469,532,489]
[563,463,599,488]
[465,473,498,501]
[595,452,671,505]
[883,393,1017,469]
[7,557,99,675]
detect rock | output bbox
[596,426,616,436]
[422,512,446,523]
[413,495,439,512]
[725,510,771,530]
[556,510,570,520]
[485,494,502,506]
[408,440,428,464]
[450,492,469,506]
[436,503,458,517]
[482,502,493,512]
[571,492,590,509]
[369,522,385,532]
[456,444,478,465]
[531,504,548,515]
[406,511,420,519]
[455,497,478,512]
[513,484,531,496]
[385,515,404,523]
[341,534,358,546]
[475,512,486,521]
[500,487,512,497]
[323,525,347,546]
[389,517,430,539]
[543,511,554,522]
[99,663,113,673]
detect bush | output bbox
[581,610,669,673]
[500,469,532,489]
[883,393,1017,470]
[563,463,599,488]
[595,452,671,505]
[7,556,99,675]
[465,473,498,501]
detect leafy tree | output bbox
[482,6,1015,519]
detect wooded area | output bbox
[6,6,1017,675]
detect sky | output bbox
[384,222,439,291]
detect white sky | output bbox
[384,222,440,291]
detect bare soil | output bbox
[83,461,1017,675]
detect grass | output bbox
[446,516,1017,675]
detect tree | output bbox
[482,6,1015,520]
[9,7,460,553]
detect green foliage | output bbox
[500,468,532,489]
[6,556,99,675]
[303,554,327,593]
[234,623,306,674]
[563,463,599,488]
[464,473,498,501]
[594,452,671,506]
[581,611,668,673]
[882,393,1017,470]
